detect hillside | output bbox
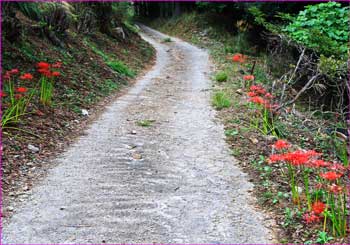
[1,2,155,215]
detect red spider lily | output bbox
[249,84,266,95]
[303,212,321,224]
[328,163,346,172]
[20,73,34,80]
[308,159,330,168]
[15,94,24,99]
[0,91,7,97]
[268,154,285,163]
[232,53,245,63]
[16,87,27,93]
[9,69,19,74]
[283,150,310,166]
[249,96,265,105]
[247,91,257,97]
[269,149,320,166]
[37,62,50,69]
[305,150,321,157]
[52,62,62,68]
[263,102,279,110]
[264,93,274,99]
[243,75,255,81]
[4,71,11,80]
[273,140,290,150]
[38,68,49,73]
[52,71,60,77]
[320,171,342,181]
[312,201,326,215]
[38,69,52,78]
[250,85,263,91]
[328,184,343,194]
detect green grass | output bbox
[18,41,39,62]
[123,21,139,33]
[84,38,135,77]
[107,60,135,78]
[136,119,155,127]
[212,91,231,110]
[162,37,172,42]
[215,71,228,82]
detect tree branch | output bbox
[275,73,319,111]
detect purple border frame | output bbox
[0,0,347,2]
[0,0,349,245]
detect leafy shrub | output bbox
[212,91,231,109]
[215,71,228,82]
[283,2,349,56]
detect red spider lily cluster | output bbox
[269,146,346,180]
[36,61,62,106]
[2,68,34,101]
[37,61,61,78]
[3,68,19,80]
[268,139,349,236]
[232,53,256,87]
[1,61,63,127]
[247,84,278,110]
[232,52,349,237]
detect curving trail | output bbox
[2,26,275,244]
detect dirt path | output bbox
[2,26,275,244]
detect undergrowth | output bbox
[83,38,135,77]
[212,91,231,109]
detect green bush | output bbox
[283,2,349,57]
[215,71,228,82]
[212,91,231,109]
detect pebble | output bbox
[27,144,39,153]
[249,137,259,144]
[81,109,89,116]
[132,153,142,160]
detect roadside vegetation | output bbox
[147,2,349,243]
[1,2,155,213]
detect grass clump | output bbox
[162,37,172,42]
[107,60,135,78]
[215,71,228,82]
[136,119,155,127]
[212,91,231,109]
[84,38,135,77]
